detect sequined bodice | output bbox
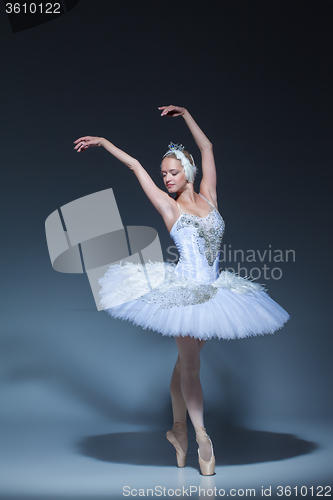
[170,195,225,284]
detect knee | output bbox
[180,359,200,379]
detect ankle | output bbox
[173,422,187,431]
[195,426,208,438]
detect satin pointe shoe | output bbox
[195,427,216,476]
[166,422,188,468]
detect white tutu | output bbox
[98,193,290,340]
[99,261,290,340]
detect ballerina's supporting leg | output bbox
[170,355,188,424]
[175,336,214,465]
[166,355,188,466]
[170,340,206,424]
[167,340,206,466]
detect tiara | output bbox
[166,142,184,153]
[162,142,197,183]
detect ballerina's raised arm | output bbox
[73,133,175,218]
[158,105,218,209]
[74,106,216,232]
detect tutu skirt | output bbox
[99,262,290,340]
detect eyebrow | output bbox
[160,168,180,173]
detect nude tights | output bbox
[169,337,212,461]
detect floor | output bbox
[1,418,332,499]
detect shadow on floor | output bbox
[77,423,317,470]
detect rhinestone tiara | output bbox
[166,142,184,153]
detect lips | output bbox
[167,184,174,187]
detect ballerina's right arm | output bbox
[73,135,174,219]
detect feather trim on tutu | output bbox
[99,261,165,306]
[99,261,266,309]
[214,270,267,294]
[98,261,290,340]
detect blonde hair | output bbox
[162,146,197,183]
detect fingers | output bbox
[74,138,89,152]
[73,136,92,152]
[158,106,169,116]
[159,105,176,116]
[158,105,182,116]
[74,142,84,151]
[74,136,90,144]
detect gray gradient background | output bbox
[1,0,332,498]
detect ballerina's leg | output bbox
[175,336,212,461]
[168,340,205,457]
[170,355,188,422]
[170,340,206,424]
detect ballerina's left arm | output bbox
[159,105,217,208]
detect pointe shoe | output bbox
[166,422,188,468]
[195,427,215,476]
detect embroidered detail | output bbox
[176,211,224,266]
[141,281,218,309]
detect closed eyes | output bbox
[161,172,178,177]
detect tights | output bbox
[170,336,212,461]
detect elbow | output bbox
[201,141,213,152]
[129,159,142,173]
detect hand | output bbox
[158,105,186,117]
[73,136,104,152]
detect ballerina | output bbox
[74,105,290,475]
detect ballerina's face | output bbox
[161,157,187,193]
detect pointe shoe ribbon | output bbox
[195,427,216,476]
[166,422,188,468]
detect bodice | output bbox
[170,195,225,284]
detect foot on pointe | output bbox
[195,426,215,476]
[195,427,213,461]
[166,422,188,468]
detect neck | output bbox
[176,183,196,203]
